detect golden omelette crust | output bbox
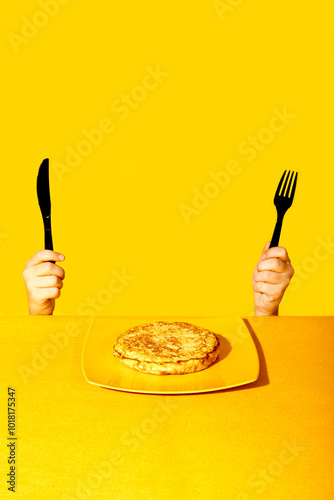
[113,321,220,375]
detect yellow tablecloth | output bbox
[1,316,333,500]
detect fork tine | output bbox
[275,170,287,197]
[289,171,298,200]
[281,170,291,196]
[285,170,294,197]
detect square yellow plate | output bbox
[81,316,260,394]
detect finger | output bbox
[253,281,283,300]
[33,276,64,289]
[261,246,290,264]
[25,250,65,269]
[257,257,289,273]
[34,287,61,301]
[32,262,65,279]
[253,270,288,285]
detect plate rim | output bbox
[81,316,260,394]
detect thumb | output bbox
[257,242,271,264]
[262,241,271,255]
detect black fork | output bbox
[270,170,298,248]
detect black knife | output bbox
[37,158,54,263]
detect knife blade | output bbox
[37,158,54,262]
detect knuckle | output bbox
[269,260,277,271]
[51,275,58,286]
[36,250,44,260]
[281,247,288,257]
[263,271,270,281]
[45,262,53,274]
[275,260,282,271]
[278,246,287,256]
[50,287,60,299]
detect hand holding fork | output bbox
[252,170,298,315]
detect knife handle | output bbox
[43,216,55,264]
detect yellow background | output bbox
[1,0,333,316]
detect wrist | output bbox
[28,302,54,316]
[254,306,279,317]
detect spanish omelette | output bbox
[113,321,220,375]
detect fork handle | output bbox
[270,213,285,248]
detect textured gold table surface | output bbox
[1,316,333,500]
